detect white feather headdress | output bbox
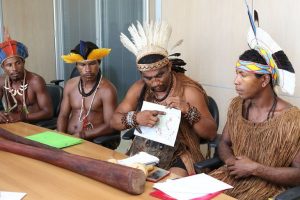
[120,21,183,71]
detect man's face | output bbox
[141,64,171,92]
[76,60,100,81]
[234,69,265,99]
[1,56,25,81]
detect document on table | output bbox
[0,191,26,200]
[134,101,181,147]
[153,173,233,200]
[118,151,159,165]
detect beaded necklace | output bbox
[3,70,28,114]
[244,96,278,122]
[78,71,101,97]
[78,73,103,130]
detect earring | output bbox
[262,82,266,87]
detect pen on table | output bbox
[136,126,142,134]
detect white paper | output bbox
[153,173,233,200]
[134,101,181,147]
[0,191,26,200]
[118,151,159,165]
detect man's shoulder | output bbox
[64,77,79,90]
[26,71,47,88]
[101,78,116,90]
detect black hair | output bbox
[138,54,165,64]
[72,41,101,64]
[239,49,267,65]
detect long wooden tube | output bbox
[0,127,60,151]
[0,129,146,195]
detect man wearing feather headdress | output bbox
[58,41,119,149]
[209,19,300,200]
[0,31,53,123]
[110,21,217,176]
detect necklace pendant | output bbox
[83,122,94,130]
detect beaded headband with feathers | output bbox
[0,27,28,66]
[120,21,183,71]
[241,0,295,95]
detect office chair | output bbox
[50,67,120,150]
[33,84,64,129]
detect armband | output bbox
[183,103,201,126]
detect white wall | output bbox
[161,0,300,131]
[2,0,56,83]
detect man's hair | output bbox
[138,54,165,64]
[239,49,267,65]
[240,49,275,89]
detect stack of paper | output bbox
[153,173,233,200]
[0,191,26,200]
[118,152,159,165]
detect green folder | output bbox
[26,131,83,149]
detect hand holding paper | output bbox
[136,110,166,128]
[134,101,181,147]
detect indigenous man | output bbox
[58,41,119,149]
[210,27,300,200]
[0,35,52,123]
[110,21,217,176]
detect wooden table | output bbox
[0,122,235,200]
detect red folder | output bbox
[150,189,223,200]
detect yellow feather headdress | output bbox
[61,41,111,63]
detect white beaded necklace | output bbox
[78,74,103,125]
[3,70,28,113]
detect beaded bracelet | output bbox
[183,103,201,126]
[121,111,139,129]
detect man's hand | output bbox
[136,110,165,127]
[227,156,259,179]
[165,97,190,114]
[0,112,9,123]
[7,112,22,123]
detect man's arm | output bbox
[251,151,300,186]
[19,75,52,122]
[227,151,300,186]
[83,80,118,139]
[0,76,10,123]
[110,81,164,130]
[57,82,72,132]
[218,121,236,163]
[165,87,217,140]
[110,82,142,130]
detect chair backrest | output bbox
[70,67,80,79]
[46,84,63,117]
[207,96,219,130]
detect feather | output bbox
[79,40,87,58]
[244,0,256,36]
[170,39,183,51]
[87,48,111,60]
[120,33,138,55]
[3,27,11,41]
[254,10,259,27]
[137,21,147,48]
[61,53,84,63]
[128,24,142,50]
